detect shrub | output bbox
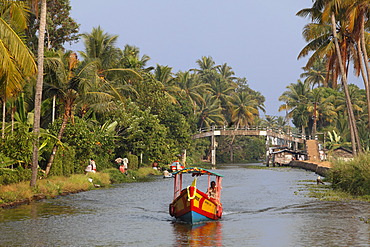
[329,153,370,196]
[49,146,76,177]
[127,153,139,170]
[0,167,32,185]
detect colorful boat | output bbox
[169,167,223,224]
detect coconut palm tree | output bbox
[298,0,362,154]
[300,58,328,88]
[195,93,225,129]
[229,91,260,129]
[175,71,209,113]
[342,0,370,128]
[0,1,37,138]
[279,80,311,136]
[323,0,362,154]
[24,0,47,187]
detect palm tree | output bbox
[279,80,311,136]
[229,91,260,128]
[153,65,178,104]
[0,1,37,138]
[297,0,362,154]
[175,71,209,113]
[79,26,121,74]
[300,58,328,88]
[121,44,151,71]
[77,28,141,116]
[343,0,370,129]
[323,0,362,154]
[195,93,225,129]
[27,0,47,187]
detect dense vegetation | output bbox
[0,0,369,198]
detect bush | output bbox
[49,146,76,177]
[127,153,139,170]
[329,153,370,196]
[103,168,132,183]
[0,167,32,185]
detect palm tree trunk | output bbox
[2,99,5,139]
[359,13,370,129]
[330,12,361,155]
[31,0,47,187]
[11,102,14,134]
[44,110,69,176]
[52,95,56,123]
[356,39,370,128]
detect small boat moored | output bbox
[169,167,223,224]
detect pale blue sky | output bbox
[67,0,362,117]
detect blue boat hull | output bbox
[178,210,215,224]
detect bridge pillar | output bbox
[211,134,216,167]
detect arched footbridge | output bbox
[192,126,306,166]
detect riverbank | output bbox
[0,167,161,209]
[289,160,332,177]
[290,155,370,202]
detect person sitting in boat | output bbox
[207,181,217,199]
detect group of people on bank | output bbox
[84,157,129,174]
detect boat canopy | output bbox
[172,167,223,177]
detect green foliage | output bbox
[1,131,34,167]
[216,136,265,163]
[127,153,139,170]
[48,146,76,176]
[103,168,132,183]
[25,0,80,52]
[0,167,32,185]
[47,117,116,173]
[328,153,370,196]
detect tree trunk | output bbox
[359,13,370,129]
[44,111,69,176]
[1,98,5,139]
[11,102,14,134]
[52,95,56,123]
[356,39,370,128]
[330,13,361,155]
[30,0,47,187]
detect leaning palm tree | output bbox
[343,0,370,129]
[298,0,364,154]
[323,0,362,154]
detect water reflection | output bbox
[172,221,223,246]
[0,201,80,223]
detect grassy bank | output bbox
[328,153,370,197]
[0,167,161,208]
[302,153,370,202]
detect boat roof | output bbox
[172,167,223,177]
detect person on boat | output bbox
[207,181,217,199]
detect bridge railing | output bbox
[196,125,305,140]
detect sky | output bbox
[67,0,362,117]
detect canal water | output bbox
[0,163,369,246]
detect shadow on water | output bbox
[172,221,223,247]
